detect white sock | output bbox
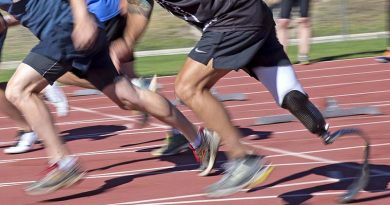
[44,82,66,103]
[58,156,77,170]
[43,82,69,116]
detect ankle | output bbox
[189,130,203,149]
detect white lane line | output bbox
[1,118,390,165]
[67,87,390,114]
[109,174,390,205]
[3,94,384,145]
[44,89,390,119]
[72,106,168,129]
[267,143,390,159]
[153,61,383,86]
[253,144,389,176]
[70,69,389,102]
[116,192,348,205]
[109,175,390,205]
[273,119,390,135]
[208,69,390,89]
[0,143,162,164]
[0,117,122,131]
[2,156,390,188]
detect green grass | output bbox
[0,69,14,82]
[0,38,387,81]
[311,0,387,37]
[2,0,387,61]
[135,38,387,77]
[288,38,387,63]
[136,38,386,77]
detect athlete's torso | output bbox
[155,0,274,31]
[0,0,120,39]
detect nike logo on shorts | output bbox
[195,48,207,54]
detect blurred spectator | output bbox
[276,0,312,64]
[375,0,390,63]
[375,47,390,63]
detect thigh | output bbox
[176,58,229,90]
[252,64,304,105]
[22,52,72,85]
[247,27,291,68]
[298,0,310,18]
[58,72,95,89]
[7,62,49,94]
[189,30,270,71]
[84,50,120,91]
[8,52,71,93]
[279,0,294,19]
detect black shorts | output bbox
[279,0,310,19]
[23,50,119,91]
[104,15,135,62]
[188,27,289,70]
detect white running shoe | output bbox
[44,82,69,117]
[4,131,38,154]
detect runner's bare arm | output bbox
[110,0,154,66]
[69,0,98,50]
[123,0,153,45]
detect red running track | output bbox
[0,57,390,205]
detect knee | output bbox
[5,83,25,106]
[277,19,290,29]
[114,78,143,110]
[117,103,131,111]
[297,18,310,28]
[116,93,141,111]
[174,78,197,103]
[115,96,140,111]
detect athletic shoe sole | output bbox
[25,169,85,196]
[206,163,274,198]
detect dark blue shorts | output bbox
[23,28,119,90]
[23,49,119,91]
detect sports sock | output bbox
[58,156,77,170]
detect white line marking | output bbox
[252,144,389,176]
[127,192,347,205]
[109,173,390,205]
[1,152,390,188]
[1,119,390,165]
[72,106,168,128]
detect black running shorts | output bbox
[279,0,310,19]
[188,27,289,71]
[104,15,135,62]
